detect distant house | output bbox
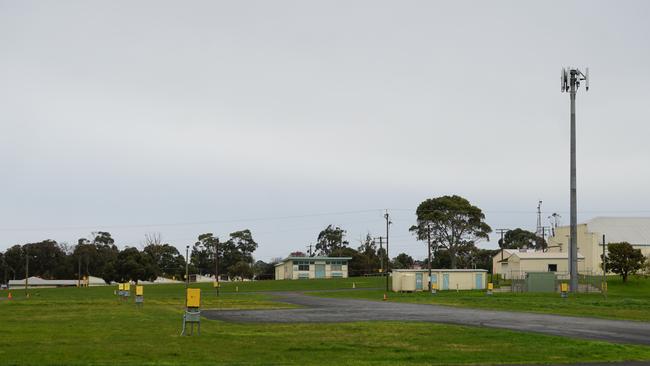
[274,256,351,280]
[493,250,585,279]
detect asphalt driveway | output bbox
[203,292,650,346]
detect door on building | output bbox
[475,273,483,289]
[315,264,326,279]
[415,273,423,290]
[442,273,450,290]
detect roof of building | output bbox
[392,269,488,272]
[275,256,353,266]
[9,277,80,286]
[510,251,584,260]
[585,217,650,245]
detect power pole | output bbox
[496,229,509,260]
[215,240,220,296]
[536,200,543,237]
[561,66,589,293]
[24,245,29,297]
[185,245,190,307]
[602,234,607,299]
[78,255,81,288]
[427,224,432,293]
[376,237,384,273]
[306,244,313,257]
[384,210,391,292]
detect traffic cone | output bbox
[7,292,12,300]
[383,293,387,301]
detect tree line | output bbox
[0,230,268,284]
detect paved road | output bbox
[203,292,650,345]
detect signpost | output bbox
[135,285,144,307]
[181,288,201,336]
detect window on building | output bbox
[331,264,342,271]
[298,264,309,271]
[548,264,557,272]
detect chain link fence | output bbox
[489,271,605,293]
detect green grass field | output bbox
[1,277,650,365]
[312,276,650,322]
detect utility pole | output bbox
[496,229,509,260]
[384,210,391,292]
[24,245,29,297]
[376,237,384,273]
[215,240,220,296]
[306,244,313,257]
[536,201,543,237]
[427,224,432,293]
[602,234,607,299]
[561,66,589,293]
[185,245,190,307]
[78,255,81,288]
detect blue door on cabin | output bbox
[415,273,423,290]
[475,274,483,289]
[430,274,437,289]
[442,274,450,290]
[315,264,326,279]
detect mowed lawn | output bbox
[311,276,650,322]
[0,279,650,365]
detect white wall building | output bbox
[274,256,351,280]
[547,217,650,274]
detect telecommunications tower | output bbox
[560,66,589,293]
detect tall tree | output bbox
[73,232,119,282]
[315,225,349,255]
[391,253,414,269]
[499,228,546,250]
[227,229,258,264]
[603,242,645,282]
[143,243,186,279]
[3,245,24,279]
[23,240,69,279]
[410,195,492,269]
[356,233,381,274]
[191,233,219,276]
[113,247,156,282]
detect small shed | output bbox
[391,269,488,292]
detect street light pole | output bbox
[561,67,589,293]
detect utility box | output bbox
[525,272,556,293]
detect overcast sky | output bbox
[1,1,649,261]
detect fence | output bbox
[491,271,605,294]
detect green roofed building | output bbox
[274,256,352,280]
